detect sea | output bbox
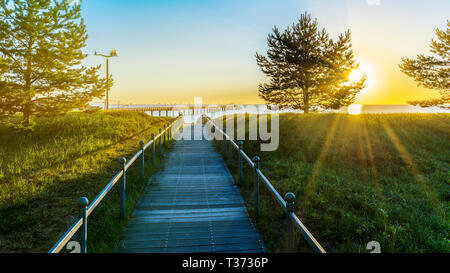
[91,103,449,114]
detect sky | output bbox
[81,0,449,105]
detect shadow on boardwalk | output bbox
[115,123,265,253]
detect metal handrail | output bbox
[256,169,286,210]
[86,170,124,216]
[48,218,83,254]
[289,212,326,253]
[49,116,184,253]
[204,115,326,253]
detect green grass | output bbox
[0,111,173,253]
[217,113,449,253]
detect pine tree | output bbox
[256,12,366,113]
[399,20,449,108]
[0,0,108,125]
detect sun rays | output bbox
[225,113,448,252]
[360,117,387,210]
[302,115,341,206]
[302,115,383,207]
[380,121,440,207]
[301,114,441,212]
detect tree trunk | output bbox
[22,42,33,126]
[22,39,34,126]
[22,103,31,126]
[303,90,310,114]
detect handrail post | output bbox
[172,121,175,139]
[120,157,127,221]
[167,123,170,140]
[253,156,260,219]
[164,124,167,142]
[166,124,169,141]
[78,197,89,254]
[166,123,170,141]
[223,128,227,154]
[238,141,243,186]
[168,123,171,140]
[159,128,162,158]
[285,192,296,253]
[151,133,155,164]
[229,134,232,167]
[140,140,145,183]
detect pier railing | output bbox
[203,115,326,253]
[48,116,185,253]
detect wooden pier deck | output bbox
[115,123,265,253]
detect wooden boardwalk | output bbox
[115,123,265,253]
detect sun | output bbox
[348,62,376,91]
[346,62,375,115]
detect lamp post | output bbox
[95,49,118,110]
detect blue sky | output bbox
[81,0,450,105]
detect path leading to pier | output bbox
[115,123,265,253]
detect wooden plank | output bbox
[122,226,259,237]
[131,206,247,215]
[124,219,257,228]
[124,228,264,240]
[117,236,263,249]
[117,241,265,253]
[115,123,265,253]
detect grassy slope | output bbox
[219,113,449,253]
[0,111,173,252]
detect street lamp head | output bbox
[94,50,117,58]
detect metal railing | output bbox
[48,116,185,253]
[204,115,326,253]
